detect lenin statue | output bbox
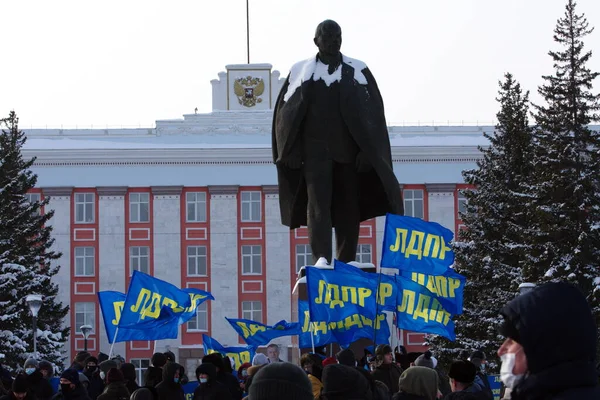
[272,19,403,265]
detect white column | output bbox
[263,186,291,360]
[208,186,239,345]
[151,186,183,352]
[97,187,127,356]
[42,187,73,362]
[426,184,457,235]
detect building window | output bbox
[403,189,424,219]
[75,302,95,333]
[186,192,207,222]
[25,193,41,216]
[131,359,150,384]
[356,244,372,263]
[295,244,312,274]
[75,193,95,223]
[241,191,261,222]
[187,302,208,331]
[241,245,262,275]
[130,246,150,275]
[130,193,150,223]
[457,193,468,218]
[187,246,207,276]
[242,301,262,323]
[74,247,95,276]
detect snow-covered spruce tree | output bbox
[526,0,600,328]
[429,74,535,373]
[0,111,69,370]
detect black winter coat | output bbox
[82,369,104,400]
[142,367,163,388]
[154,363,184,400]
[96,382,129,400]
[214,372,241,400]
[25,370,53,400]
[372,363,403,395]
[193,381,232,400]
[51,384,91,400]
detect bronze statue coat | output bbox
[272,54,403,229]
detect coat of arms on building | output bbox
[233,76,265,107]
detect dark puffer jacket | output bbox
[372,362,403,395]
[154,363,184,400]
[193,363,232,400]
[500,282,600,400]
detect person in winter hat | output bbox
[335,348,356,367]
[118,363,138,395]
[248,362,313,400]
[143,354,166,388]
[445,360,487,399]
[497,281,600,399]
[97,368,129,400]
[392,366,438,400]
[153,362,184,400]
[97,361,118,384]
[22,357,53,400]
[466,351,492,400]
[237,362,251,391]
[371,344,402,395]
[202,354,242,400]
[193,362,231,400]
[82,357,104,400]
[300,353,324,399]
[53,368,91,400]
[320,364,374,400]
[414,351,434,369]
[0,373,34,400]
[70,353,91,373]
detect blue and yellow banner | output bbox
[119,271,214,329]
[226,317,300,347]
[331,261,456,340]
[98,291,178,343]
[298,300,335,348]
[202,334,255,371]
[399,269,465,315]
[381,213,454,275]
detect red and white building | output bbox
[22,63,486,374]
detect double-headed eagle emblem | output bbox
[234,76,265,107]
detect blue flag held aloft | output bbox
[119,271,214,330]
[98,291,178,343]
[399,269,465,315]
[226,317,301,347]
[298,300,335,348]
[202,334,255,371]
[381,213,455,275]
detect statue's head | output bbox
[314,20,342,57]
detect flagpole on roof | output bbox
[246,0,250,63]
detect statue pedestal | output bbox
[291,261,378,365]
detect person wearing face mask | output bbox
[82,357,104,400]
[497,281,600,399]
[52,369,91,400]
[22,358,53,400]
[193,363,232,400]
[153,362,184,400]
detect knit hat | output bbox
[84,356,99,365]
[321,364,371,399]
[12,374,28,393]
[151,352,167,368]
[107,368,124,383]
[398,366,439,400]
[249,362,313,400]
[448,360,477,384]
[414,350,434,369]
[323,357,338,367]
[196,363,216,381]
[99,360,118,374]
[60,368,80,384]
[23,357,39,369]
[336,348,356,367]
[252,352,269,366]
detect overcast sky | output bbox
[2,0,599,128]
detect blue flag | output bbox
[226,317,301,347]
[399,269,465,315]
[381,213,455,275]
[305,266,391,346]
[97,291,178,343]
[298,300,335,348]
[202,334,255,371]
[119,271,214,329]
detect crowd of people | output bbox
[0,282,598,399]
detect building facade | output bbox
[22,63,488,375]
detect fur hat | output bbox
[249,362,313,400]
[448,360,477,384]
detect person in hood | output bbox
[0,373,35,400]
[193,363,232,400]
[69,353,91,373]
[201,354,242,400]
[320,364,374,400]
[143,354,166,388]
[38,361,57,395]
[497,281,600,399]
[22,357,53,400]
[82,357,103,400]
[52,369,91,400]
[118,364,138,395]
[392,366,439,400]
[153,362,184,400]
[372,344,403,395]
[236,362,251,392]
[97,368,129,400]
[248,362,313,400]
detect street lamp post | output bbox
[518,282,536,295]
[80,325,92,352]
[25,294,43,357]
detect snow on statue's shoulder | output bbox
[283,54,369,102]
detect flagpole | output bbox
[153,340,158,354]
[108,328,119,358]
[246,0,250,63]
[309,322,315,354]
